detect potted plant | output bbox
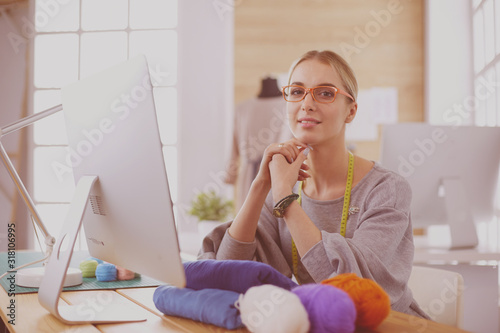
[188,190,234,239]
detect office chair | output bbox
[408,265,464,328]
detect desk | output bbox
[0,285,469,333]
[414,246,500,264]
[413,241,500,333]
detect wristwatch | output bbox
[272,193,299,218]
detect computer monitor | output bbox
[380,123,500,249]
[37,55,185,324]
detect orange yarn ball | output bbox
[322,273,390,329]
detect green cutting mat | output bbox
[0,251,163,294]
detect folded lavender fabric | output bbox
[153,285,242,330]
[183,259,298,293]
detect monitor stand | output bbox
[442,177,479,249]
[37,175,147,324]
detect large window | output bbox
[30,0,178,250]
[471,0,500,249]
[472,0,500,126]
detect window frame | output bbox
[28,0,179,251]
[471,0,500,126]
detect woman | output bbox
[200,50,428,318]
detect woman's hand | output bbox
[267,141,311,202]
[254,139,310,189]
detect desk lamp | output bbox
[0,104,82,288]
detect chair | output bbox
[407,265,464,328]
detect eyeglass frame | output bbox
[281,85,355,104]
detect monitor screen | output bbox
[60,55,185,287]
[380,123,500,248]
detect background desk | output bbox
[0,284,469,333]
[414,245,500,263]
[414,243,500,333]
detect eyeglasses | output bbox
[282,85,355,104]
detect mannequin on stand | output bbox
[257,77,282,98]
[225,75,292,211]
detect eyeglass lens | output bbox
[284,86,337,103]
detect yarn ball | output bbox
[116,266,135,280]
[322,273,391,329]
[238,285,309,333]
[79,259,98,278]
[292,284,356,333]
[87,257,104,264]
[95,263,117,282]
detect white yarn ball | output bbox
[237,285,309,333]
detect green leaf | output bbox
[187,190,234,222]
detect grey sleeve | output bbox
[197,195,292,277]
[300,175,415,304]
[197,220,257,260]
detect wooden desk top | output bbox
[0,285,470,333]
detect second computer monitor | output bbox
[380,123,500,248]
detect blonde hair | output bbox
[287,50,358,101]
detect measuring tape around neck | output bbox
[291,151,354,283]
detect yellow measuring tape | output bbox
[291,151,354,282]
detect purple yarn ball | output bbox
[292,284,356,333]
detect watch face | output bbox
[273,208,284,218]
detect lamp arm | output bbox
[0,104,63,257]
[1,104,63,137]
[0,141,55,250]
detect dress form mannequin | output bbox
[257,77,282,98]
[225,76,291,210]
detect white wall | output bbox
[425,0,474,125]
[176,1,234,233]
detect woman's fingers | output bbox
[298,169,310,180]
[276,141,307,163]
[277,144,295,163]
[288,137,309,149]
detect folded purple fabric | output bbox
[183,260,298,293]
[153,285,243,330]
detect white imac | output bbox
[35,55,185,324]
[380,123,500,249]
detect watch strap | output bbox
[272,193,299,217]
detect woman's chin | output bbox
[292,133,319,146]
